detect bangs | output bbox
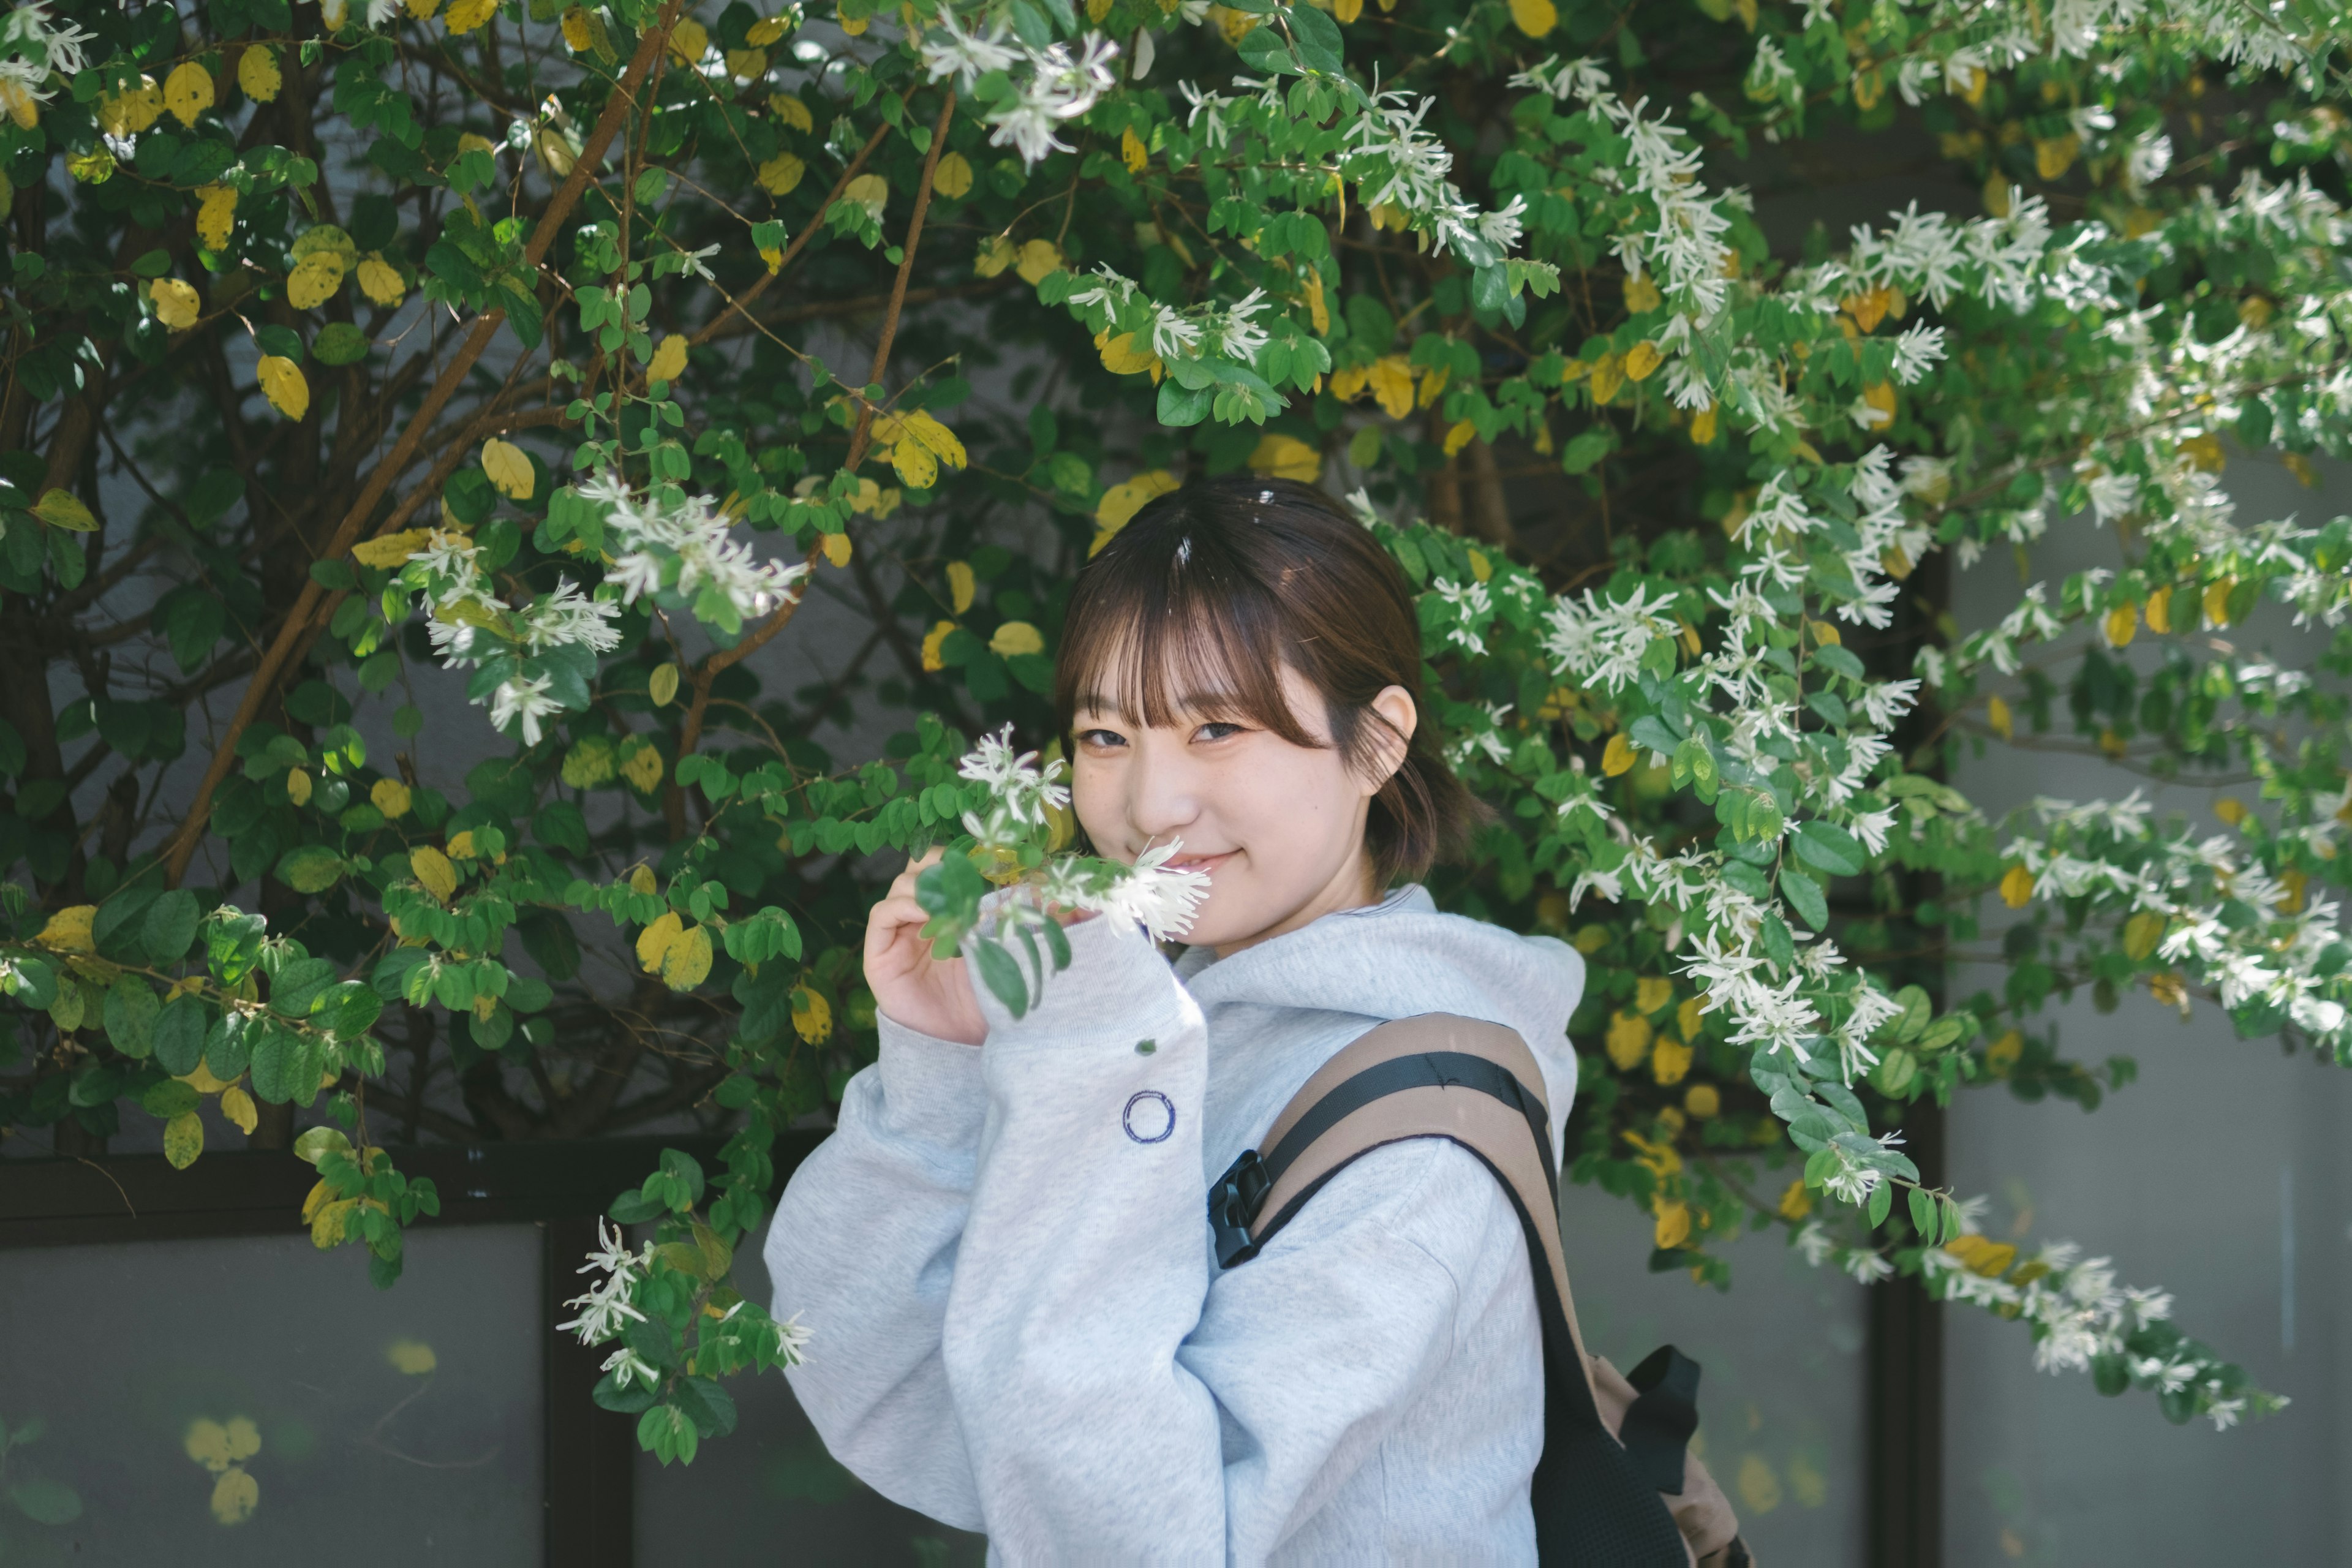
[1054,508,1322,748]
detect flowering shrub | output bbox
[5,0,2349,1460]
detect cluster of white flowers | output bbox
[1340,89,1528,266]
[0,1,90,118]
[558,1218,654,1347]
[919,8,1117,166]
[399,529,622,745]
[577,472,810,627]
[1541,582,1686,693]
[956,728,1212,943]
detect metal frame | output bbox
[0,1131,823,1568]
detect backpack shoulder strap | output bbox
[1207,1013,1744,1568]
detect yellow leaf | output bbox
[921,619,956,671]
[843,172,889,224]
[934,149,973,198]
[1248,433,1322,481]
[1982,172,2013,217]
[2034,134,2079,181]
[445,831,480,861]
[1098,331,1160,377]
[409,0,442,19]
[2145,584,2173,634]
[768,91,813,130]
[823,532,853,567]
[1689,405,1718,445]
[195,184,238,249]
[2282,451,2317,488]
[661,924,714,990]
[562,6,596,50]
[886,432,937,489]
[1624,275,1662,314]
[1986,693,2013,739]
[67,149,114,185]
[258,356,309,421]
[37,905,96,954]
[1332,0,1362,17]
[725,47,769,78]
[1093,471,1180,556]
[648,663,680,707]
[2179,433,2225,473]
[411,846,458,902]
[974,234,1016,277]
[1571,924,1611,954]
[1653,1199,1691,1250]
[2213,796,2247,826]
[165,1110,205,1170]
[2279,867,2307,914]
[100,77,164,136]
[371,778,412,820]
[447,0,500,28]
[386,1338,439,1375]
[353,528,432,568]
[620,738,665,793]
[1635,976,1674,1015]
[1777,1178,1812,1221]
[186,1417,232,1470]
[1507,0,1556,37]
[287,251,344,310]
[748,15,791,46]
[1945,1234,2018,1277]
[1416,366,1449,409]
[2202,575,2236,626]
[165,61,216,127]
[637,911,684,973]
[1016,239,1064,285]
[1624,340,1663,382]
[352,255,405,307]
[1602,732,1637,777]
[2103,602,2137,648]
[311,1194,357,1248]
[1861,380,1896,423]
[2123,911,2167,960]
[990,620,1045,658]
[300,1179,333,1224]
[760,245,783,274]
[944,560,977,615]
[647,333,689,386]
[1367,355,1415,419]
[1651,1037,1693,1086]
[151,277,201,331]
[839,8,867,34]
[1442,420,1476,458]
[664,14,707,57]
[1589,351,1625,405]
[757,151,806,195]
[481,437,534,500]
[1677,995,1705,1042]
[1121,127,1148,173]
[219,1086,258,1135]
[286,769,312,806]
[1684,1084,1721,1118]
[179,1059,231,1093]
[627,864,658,897]
[1999,863,2035,908]
[1736,1455,1781,1516]
[1604,1009,1652,1071]
[1468,549,1492,583]
[792,986,834,1043]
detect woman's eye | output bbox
[1077,728,1126,749]
[1194,721,1246,743]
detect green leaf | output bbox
[313,321,370,364]
[1908,1185,1937,1242]
[104,976,161,1058]
[671,1375,739,1439]
[294,1125,354,1166]
[1866,1178,1894,1227]
[6,1478,82,1525]
[140,1078,201,1118]
[152,997,207,1074]
[1778,866,1828,932]
[143,889,202,963]
[1792,819,1864,877]
[971,938,1030,1019]
[274,844,345,892]
[1286,1,1344,72]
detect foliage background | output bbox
[4,0,2351,1499]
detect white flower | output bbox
[1096,838,1212,941]
[1219,288,1271,361]
[918,10,1019,91]
[1891,322,1947,383]
[521,579,623,653]
[600,1344,663,1390]
[491,674,561,747]
[1150,304,1204,360]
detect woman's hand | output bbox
[864,848,987,1046]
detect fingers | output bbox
[887,845,948,901]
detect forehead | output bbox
[1065,619,1313,739]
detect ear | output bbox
[1363,685,1418,791]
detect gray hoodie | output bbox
[766,885,1586,1564]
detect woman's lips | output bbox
[1164,850,1234,876]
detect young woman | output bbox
[766,478,1597,1561]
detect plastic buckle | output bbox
[1208,1148,1271,1269]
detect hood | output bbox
[1174,886,1585,1152]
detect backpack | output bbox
[1207,1013,1753,1567]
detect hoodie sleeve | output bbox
[939,914,1528,1561]
[766,1012,989,1528]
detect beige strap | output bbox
[1248,1014,1599,1404]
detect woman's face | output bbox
[1069,665,1415,956]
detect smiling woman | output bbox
[1056,479,1482,936]
[764,478,1747,1563]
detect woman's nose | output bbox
[1126,750,1200,840]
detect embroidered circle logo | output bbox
[1121,1090,1175,1145]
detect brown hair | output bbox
[1052,476,1482,887]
